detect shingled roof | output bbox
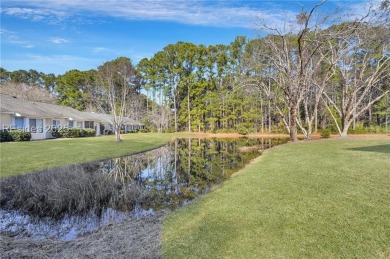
[0,94,143,125]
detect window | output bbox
[68,120,74,128]
[84,121,94,129]
[14,117,25,130]
[52,120,61,130]
[29,119,43,133]
[76,121,82,128]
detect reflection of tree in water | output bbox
[1,138,288,219]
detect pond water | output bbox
[0,137,288,240]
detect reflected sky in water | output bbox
[0,137,288,240]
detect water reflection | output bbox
[0,137,288,240]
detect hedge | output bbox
[0,130,32,142]
[53,128,96,138]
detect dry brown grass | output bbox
[0,213,163,259]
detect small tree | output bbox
[97,57,137,141]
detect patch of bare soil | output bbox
[0,214,163,259]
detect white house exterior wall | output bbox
[0,114,12,130]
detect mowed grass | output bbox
[0,133,184,177]
[163,138,390,258]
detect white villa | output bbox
[0,94,144,140]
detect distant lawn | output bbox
[0,133,185,177]
[163,138,390,258]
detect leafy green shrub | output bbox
[55,128,96,138]
[128,130,138,133]
[237,126,248,135]
[51,129,62,138]
[8,130,32,141]
[84,128,96,137]
[348,124,390,134]
[139,128,149,133]
[320,129,331,138]
[0,130,13,142]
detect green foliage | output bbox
[55,69,98,110]
[320,129,331,138]
[348,123,390,134]
[0,130,32,142]
[55,128,96,138]
[0,130,13,142]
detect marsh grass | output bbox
[0,163,145,219]
[163,138,390,258]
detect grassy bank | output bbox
[0,133,183,177]
[163,138,390,258]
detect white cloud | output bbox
[2,0,377,30]
[1,7,67,23]
[1,28,34,48]
[49,37,69,44]
[1,0,298,29]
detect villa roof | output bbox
[0,94,143,125]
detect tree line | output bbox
[1,0,389,141]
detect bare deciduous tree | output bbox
[97,57,137,141]
[323,22,390,136]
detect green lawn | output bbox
[163,138,390,258]
[0,133,185,177]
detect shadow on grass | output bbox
[347,144,390,154]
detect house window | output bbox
[52,120,61,130]
[29,119,43,133]
[84,121,94,129]
[14,117,25,130]
[76,121,82,128]
[68,120,74,128]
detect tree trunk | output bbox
[115,128,121,141]
[340,120,351,138]
[173,95,178,132]
[289,104,298,142]
[187,92,191,132]
[268,99,272,133]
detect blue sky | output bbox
[1,0,371,75]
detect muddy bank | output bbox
[0,214,163,259]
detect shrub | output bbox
[237,126,248,135]
[348,124,390,134]
[139,128,149,133]
[55,128,96,138]
[0,130,13,142]
[320,129,331,138]
[5,130,32,141]
[51,129,62,138]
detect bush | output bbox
[0,130,13,142]
[4,130,32,142]
[54,128,96,138]
[139,128,149,133]
[320,129,331,138]
[237,126,248,135]
[51,129,62,138]
[348,124,390,134]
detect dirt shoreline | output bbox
[0,214,164,259]
[180,131,389,139]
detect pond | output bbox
[0,137,288,241]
